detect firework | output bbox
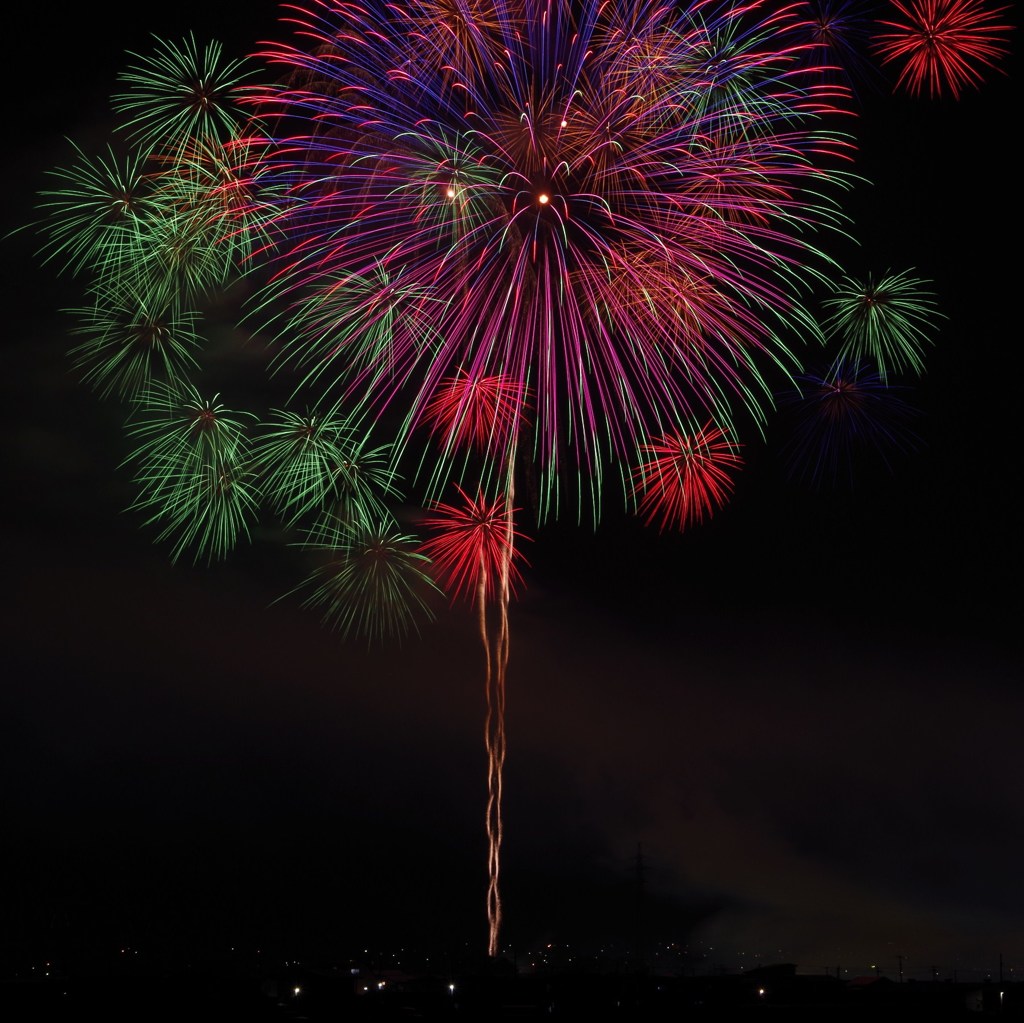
[289,518,440,643]
[142,134,282,298]
[873,0,1013,98]
[112,34,264,154]
[242,0,863,956]
[421,487,526,605]
[252,407,398,528]
[35,143,155,283]
[633,424,745,533]
[821,269,944,381]
[251,0,856,524]
[791,0,889,99]
[776,359,922,487]
[422,372,530,457]
[33,0,882,958]
[67,277,204,399]
[124,380,261,564]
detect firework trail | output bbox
[420,371,530,951]
[421,484,526,955]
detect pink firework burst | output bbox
[873,0,1013,98]
[633,424,744,533]
[420,487,527,605]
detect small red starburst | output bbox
[420,487,527,604]
[632,424,744,533]
[873,0,1013,98]
[421,370,530,454]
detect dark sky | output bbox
[2,0,1020,983]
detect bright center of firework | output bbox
[537,192,550,205]
[446,185,457,199]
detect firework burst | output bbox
[112,34,264,154]
[776,359,922,487]
[633,424,745,533]
[251,0,857,524]
[791,0,889,99]
[290,518,440,643]
[35,144,155,282]
[821,269,944,381]
[252,407,398,528]
[124,380,261,564]
[873,0,1014,98]
[421,487,527,606]
[67,278,204,399]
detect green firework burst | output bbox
[125,380,260,563]
[68,277,204,399]
[112,34,263,154]
[290,518,439,645]
[822,269,945,381]
[253,408,400,529]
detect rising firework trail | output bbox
[421,485,526,955]
[420,373,530,952]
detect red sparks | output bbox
[873,0,1013,98]
[633,425,744,533]
[421,371,530,454]
[420,487,527,605]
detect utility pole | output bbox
[633,842,647,975]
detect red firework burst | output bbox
[420,487,527,604]
[633,425,744,533]
[421,370,530,455]
[873,0,1013,98]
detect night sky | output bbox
[2,0,1020,984]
